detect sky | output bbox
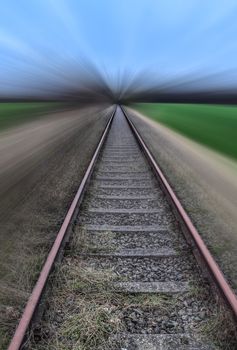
[0,0,237,96]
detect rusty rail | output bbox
[121,105,237,319]
[8,107,116,350]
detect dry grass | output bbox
[198,306,237,349]
[184,281,237,348]
[27,262,123,350]
[27,259,172,350]
[69,227,116,255]
[0,232,50,348]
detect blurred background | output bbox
[0,0,237,347]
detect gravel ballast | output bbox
[26,106,236,350]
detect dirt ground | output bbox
[0,104,109,216]
[0,103,112,347]
[127,107,237,293]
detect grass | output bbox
[184,281,237,348]
[132,103,237,160]
[28,263,123,350]
[0,102,65,131]
[199,307,237,349]
[211,241,232,256]
[28,260,171,350]
[0,230,54,348]
[69,227,117,255]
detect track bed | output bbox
[10,107,237,349]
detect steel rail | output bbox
[121,105,237,319]
[8,107,116,350]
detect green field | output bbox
[0,102,64,131]
[132,103,237,160]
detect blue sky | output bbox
[0,0,237,95]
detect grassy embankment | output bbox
[132,103,237,160]
[0,106,111,348]
[0,102,65,131]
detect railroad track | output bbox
[8,106,237,349]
